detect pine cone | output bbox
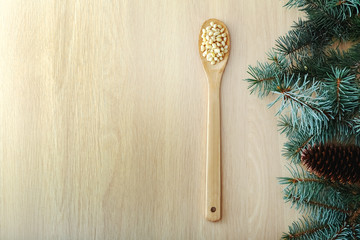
[301,144,360,183]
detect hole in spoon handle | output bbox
[205,83,221,222]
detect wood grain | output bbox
[0,0,300,239]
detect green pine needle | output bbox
[282,217,341,240]
[246,0,360,238]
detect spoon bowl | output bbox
[199,18,230,78]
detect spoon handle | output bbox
[205,81,221,222]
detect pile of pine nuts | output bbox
[200,21,229,65]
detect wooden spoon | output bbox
[199,18,230,222]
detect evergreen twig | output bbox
[246,0,360,238]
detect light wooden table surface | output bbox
[0,1,301,239]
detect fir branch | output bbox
[280,170,360,196]
[284,0,307,9]
[356,225,360,238]
[278,115,299,137]
[286,224,329,239]
[287,195,350,214]
[284,0,359,41]
[295,136,313,154]
[321,67,360,121]
[284,0,332,12]
[350,17,360,40]
[246,62,278,97]
[327,0,360,19]
[305,0,344,24]
[246,1,360,238]
[267,50,291,73]
[329,223,350,240]
[281,165,353,225]
[350,208,360,224]
[328,224,360,239]
[282,91,330,118]
[323,120,358,144]
[336,1,347,6]
[289,177,327,183]
[353,118,360,134]
[283,132,316,163]
[326,43,360,74]
[282,118,360,163]
[275,28,316,66]
[278,115,318,138]
[270,74,331,135]
[282,217,342,240]
[350,225,358,239]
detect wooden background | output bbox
[0,1,301,239]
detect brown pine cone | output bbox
[301,144,360,184]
